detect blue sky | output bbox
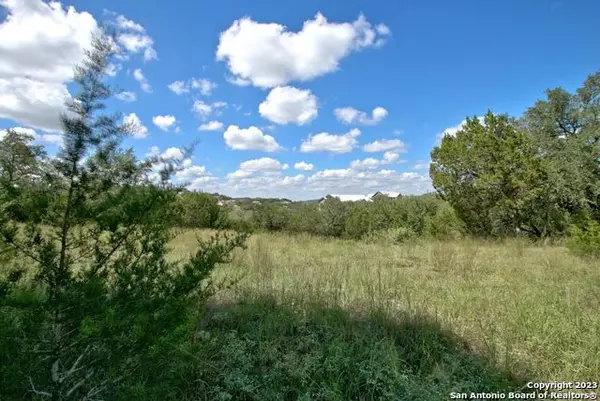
[1,0,599,199]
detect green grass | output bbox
[171,230,600,390]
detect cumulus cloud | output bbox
[192,100,228,120]
[300,128,360,154]
[123,113,148,138]
[115,15,144,33]
[167,80,188,95]
[224,125,282,152]
[362,138,407,153]
[105,63,121,77]
[168,78,217,96]
[133,68,152,93]
[0,2,158,131]
[305,169,431,198]
[349,151,402,170]
[334,106,388,125]
[114,14,157,61]
[0,0,97,131]
[198,121,224,131]
[216,13,391,88]
[152,115,177,131]
[0,126,63,146]
[294,161,314,171]
[161,147,185,161]
[115,91,137,102]
[258,86,318,125]
[191,78,217,96]
[239,157,288,173]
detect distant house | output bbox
[368,191,402,200]
[319,194,372,203]
[319,192,402,204]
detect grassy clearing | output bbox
[172,230,600,387]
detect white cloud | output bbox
[191,78,217,96]
[0,78,71,133]
[115,91,137,102]
[334,106,388,125]
[349,151,402,170]
[0,126,36,140]
[115,15,145,33]
[258,86,318,125]
[362,138,407,153]
[0,126,63,146]
[300,128,360,154]
[305,169,431,198]
[226,75,251,87]
[175,165,207,182]
[133,68,152,93]
[168,78,218,96]
[349,157,381,170]
[105,63,121,77]
[161,147,185,161]
[152,115,177,131]
[223,125,282,152]
[216,13,391,88]
[123,113,148,139]
[0,0,97,132]
[167,80,188,95]
[39,133,64,146]
[192,100,228,119]
[239,157,288,173]
[115,14,157,61]
[294,161,314,171]
[198,120,224,131]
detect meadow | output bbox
[165,229,600,399]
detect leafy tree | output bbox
[175,191,227,228]
[521,70,600,223]
[0,32,246,399]
[252,203,290,231]
[430,111,554,237]
[318,196,350,237]
[0,128,48,221]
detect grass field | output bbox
[168,229,600,398]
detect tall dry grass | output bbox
[171,229,600,382]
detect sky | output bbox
[1,0,599,200]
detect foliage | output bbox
[175,191,228,228]
[251,203,291,231]
[431,111,557,238]
[424,203,466,240]
[566,217,600,258]
[0,33,247,400]
[430,70,600,239]
[0,129,49,221]
[137,297,522,401]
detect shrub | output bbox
[566,218,600,258]
[364,226,417,244]
[424,203,466,240]
[175,191,228,228]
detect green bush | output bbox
[364,226,417,244]
[176,191,228,228]
[424,203,466,240]
[566,218,600,258]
